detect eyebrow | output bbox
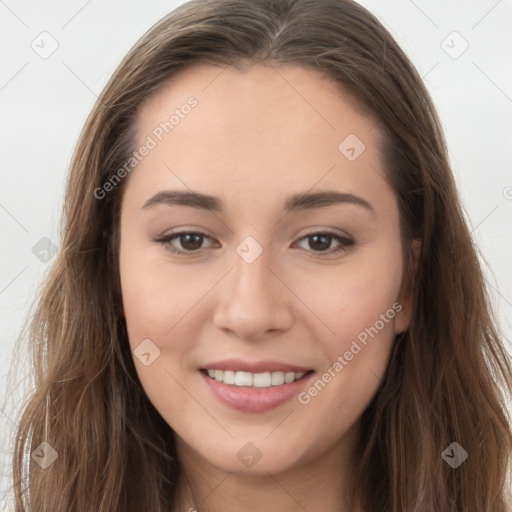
[142,189,375,214]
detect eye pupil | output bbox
[309,234,331,251]
[181,233,203,251]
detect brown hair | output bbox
[9,0,511,510]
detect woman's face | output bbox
[119,63,412,476]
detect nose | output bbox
[213,248,294,341]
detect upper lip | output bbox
[200,358,313,374]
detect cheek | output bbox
[119,249,209,419]
[291,247,402,421]
[294,307,398,459]
[120,231,404,355]
[120,254,207,347]
[119,218,199,331]
[290,246,403,345]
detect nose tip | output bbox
[215,298,288,342]
[222,319,282,342]
[212,255,294,341]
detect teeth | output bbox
[223,370,235,385]
[271,372,285,385]
[234,371,252,386]
[205,369,306,387]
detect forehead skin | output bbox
[124,63,395,234]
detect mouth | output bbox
[198,360,315,413]
[200,368,313,388]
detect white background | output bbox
[1,0,511,507]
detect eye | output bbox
[153,231,215,255]
[153,230,354,257]
[293,231,354,257]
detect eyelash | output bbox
[153,230,354,258]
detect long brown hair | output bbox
[8,0,511,510]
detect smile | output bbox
[203,369,308,387]
[199,364,315,413]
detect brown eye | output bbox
[154,230,353,258]
[294,232,354,257]
[154,231,213,254]
[308,233,333,251]
[177,233,204,251]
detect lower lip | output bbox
[200,371,314,413]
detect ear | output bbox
[394,239,421,335]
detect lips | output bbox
[200,358,312,374]
[199,358,314,412]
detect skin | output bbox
[119,62,416,512]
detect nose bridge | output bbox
[233,242,272,294]
[229,239,278,310]
[213,237,293,339]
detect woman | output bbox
[10,0,512,510]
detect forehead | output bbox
[136,62,375,151]
[125,62,392,217]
